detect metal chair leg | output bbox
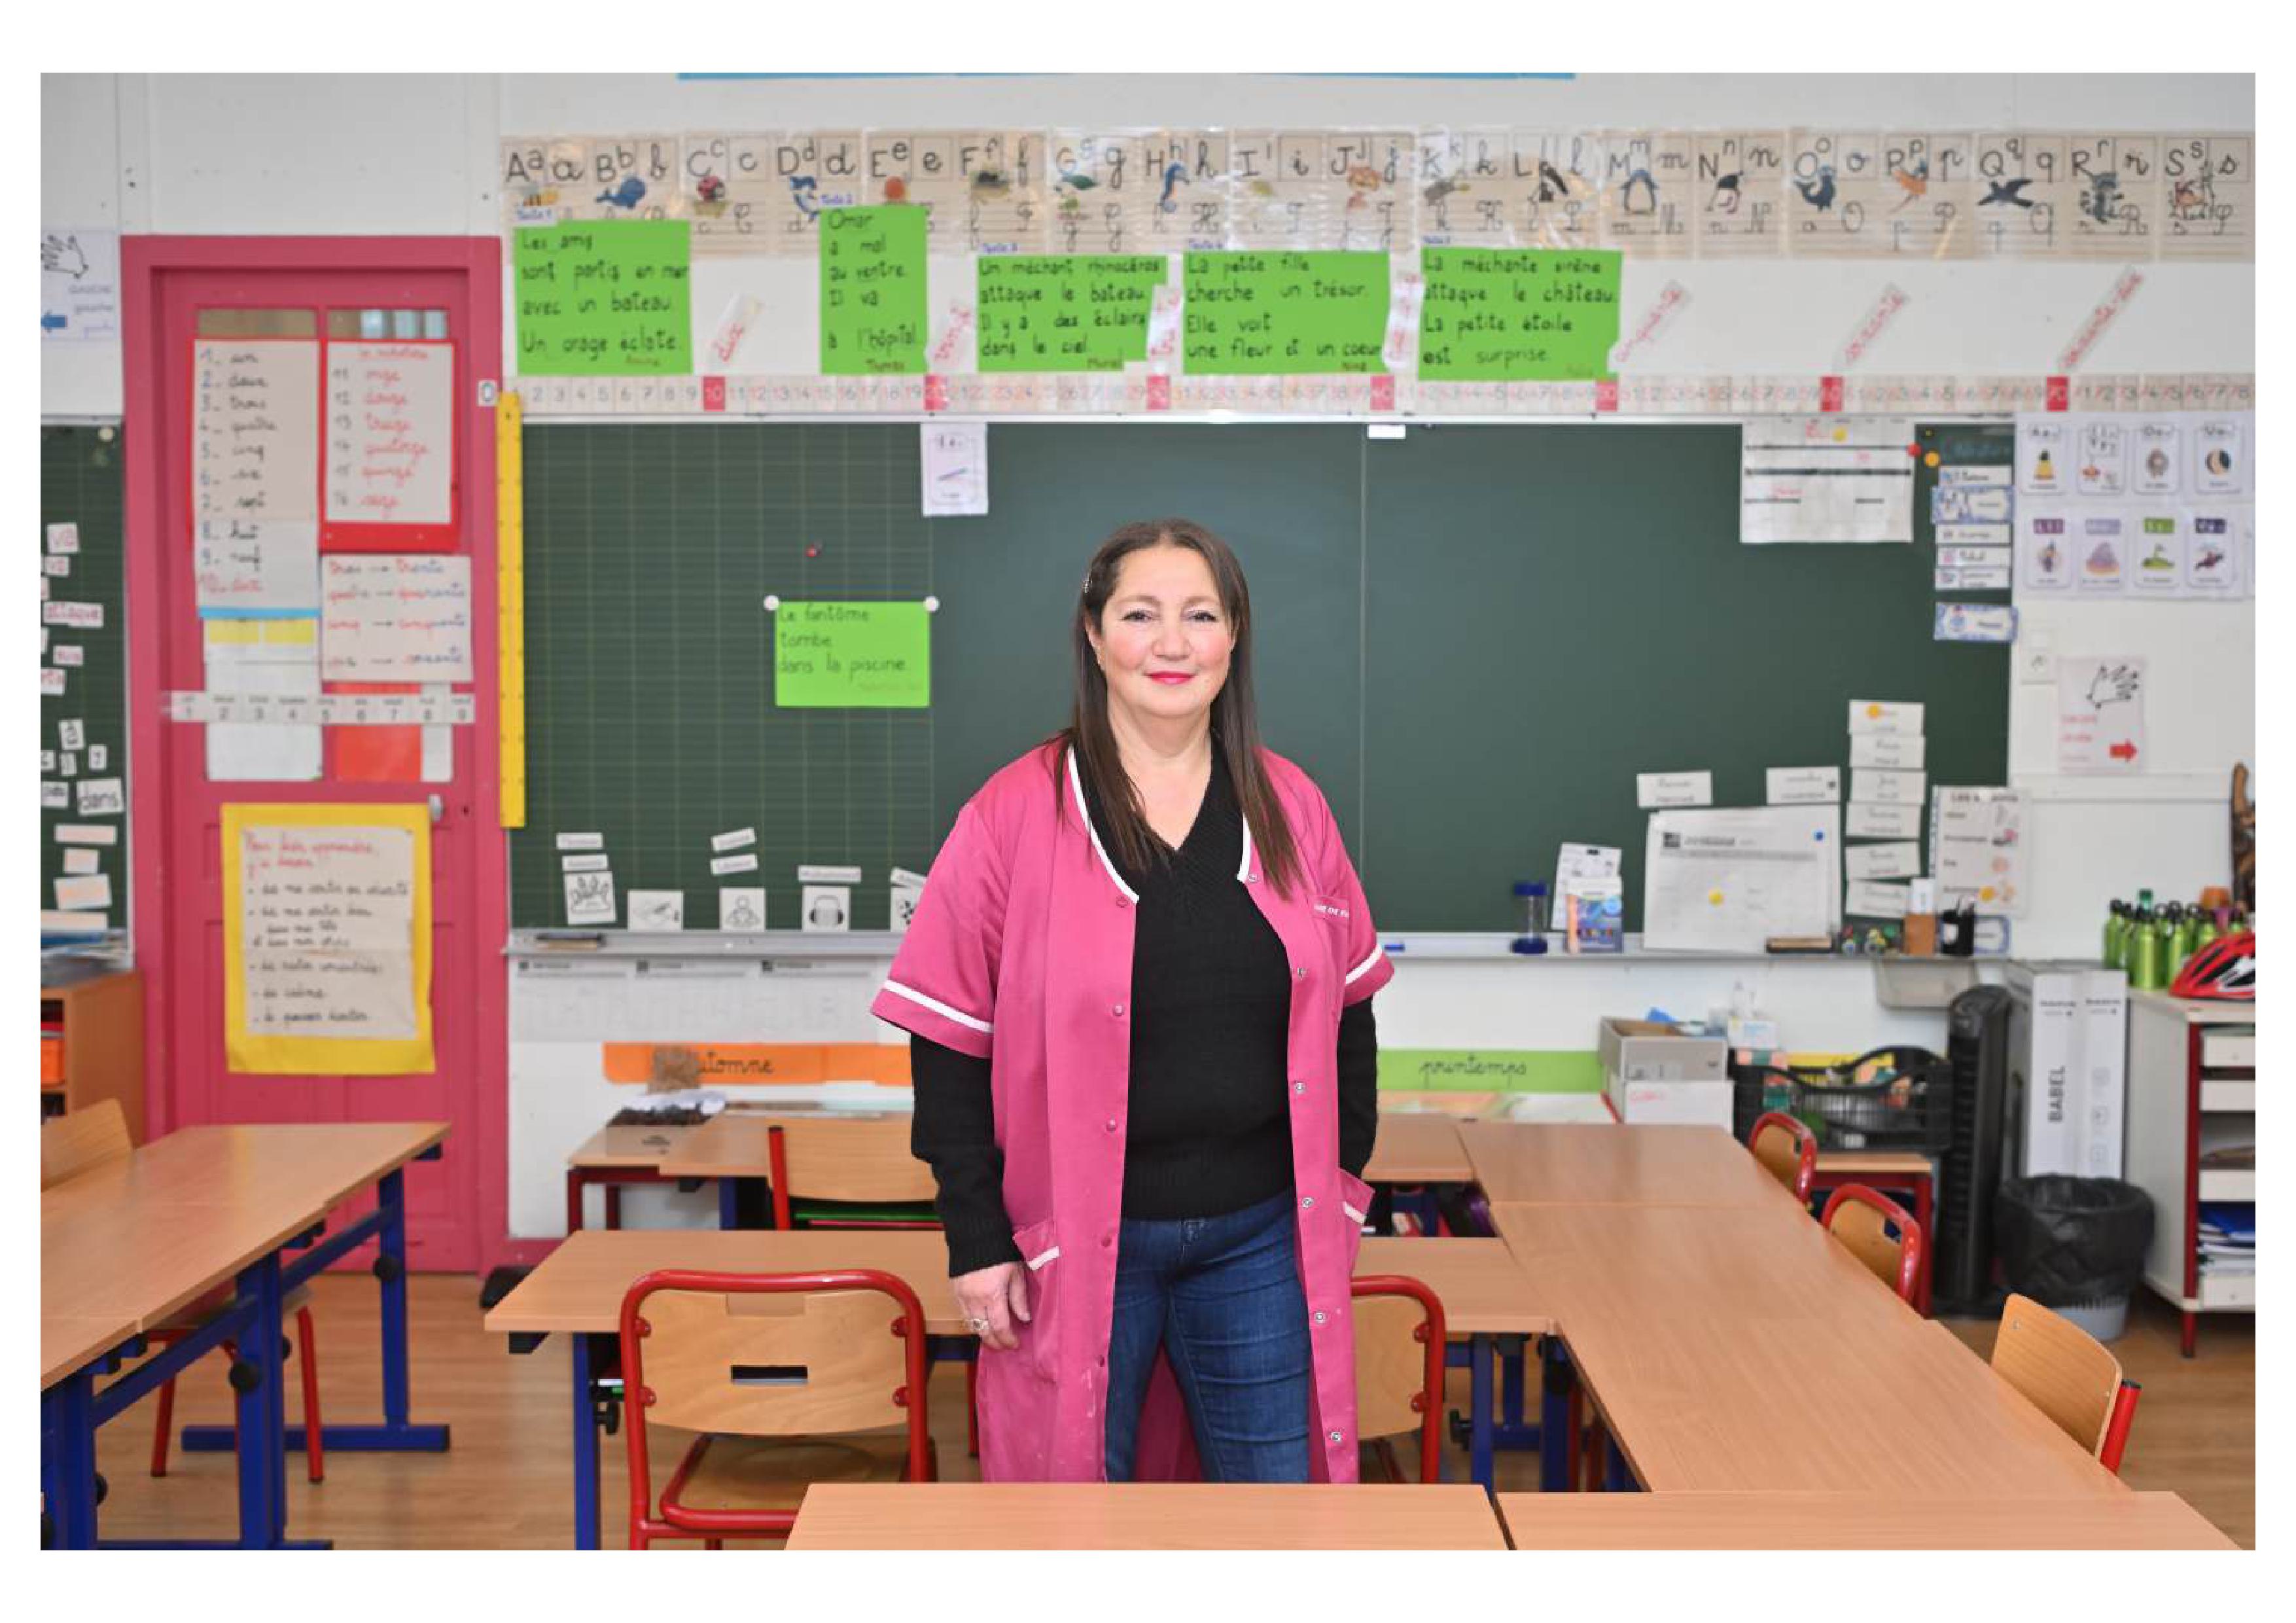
[296,1305,324,1484]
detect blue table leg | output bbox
[232,1251,288,1547]
[43,1371,100,1548]
[1468,1333,1495,1491]
[718,1175,741,1230]
[1540,1338,1571,1493]
[573,1332,602,1550]
[185,1168,448,1457]
[1604,1431,1633,1492]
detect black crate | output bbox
[1729,1046,1952,1152]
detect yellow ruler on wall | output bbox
[497,390,527,828]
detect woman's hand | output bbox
[953,1260,1032,1352]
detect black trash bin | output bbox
[1993,1175,2155,1340]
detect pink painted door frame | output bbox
[122,236,509,1273]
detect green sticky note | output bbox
[513,220,692,375]
[1182,251,1388,374]
[977,255,1167,372]
[774,602,930,709]
[820,205,928,376]
[1418,249,1621,381]
[1377,1050,1604,1094]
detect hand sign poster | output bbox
[2058,655,2146,773]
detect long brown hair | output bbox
[1047,518,1303,896]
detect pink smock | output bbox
[870,741,1394,1482]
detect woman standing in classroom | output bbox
[872,517,1391,1484]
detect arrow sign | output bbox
[2110,740,2139,762]
[41,312,66,332]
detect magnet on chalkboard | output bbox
[805,544,822,560]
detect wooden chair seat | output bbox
[661,1429,919,1521]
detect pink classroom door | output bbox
[124,240,506,1274]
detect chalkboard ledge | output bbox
[506,931,906,962]
[1378,933,1926,963]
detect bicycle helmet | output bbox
[2170,931,2254,1000]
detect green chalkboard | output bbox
[39,425,130,925]
[511,421,2008,933]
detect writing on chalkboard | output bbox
[1418,249,1621,381]
[976,255,1167,372]
[821,205,928,374]
[515,221,692,375]
[1182,251,1388,374]
[774,601,931,709]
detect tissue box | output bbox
[1600,1018,1733,1128]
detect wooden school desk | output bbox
[658,1107,911,1227]
[1375,1092,1497,1117]
[41,1122,451,1548]
[1460,1121,1795,1208]
[565,1120,706,1232]
[1362,1113,1472,1184]
[788,1482,1510,1550]
[1492,1491,2235,1550]
[486,1230,1554,1546]
[1489,1201,2122,1499]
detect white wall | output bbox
[43,73,2254,1236]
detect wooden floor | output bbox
[84,1273,2254,1549]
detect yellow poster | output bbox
[222,802,434,1075]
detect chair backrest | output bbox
[41,1098,131,1188]
[1991,1293,2125,1461]
[1748,1111,1818,1202]
[1820,1183,1924,1304]
[1351,1275,1447,1484]
[618,1268,931,1536]
[768,1118,938,1224]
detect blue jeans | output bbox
[1103,1190,1312,1483]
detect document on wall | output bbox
[320,555,474,681]
[920,422,989,516]
[2056,655,2147,774]
[324,340,455,529]
[1643,804,1841,954]
[222,802,434,1075]
[1930,787,2028,916]
[1740,417,1916,544]
[203,617,323,782]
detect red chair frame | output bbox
[618,1267,932,1549]
[2100,1379,2142,1476]
[1748,1110,1818,1203]
[1351,1274,1448,1484]
[150,1301,323,1484]
[1820,1183,1925,1305]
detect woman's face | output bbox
[1089,543,1234,732]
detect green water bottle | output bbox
[2172,902,2200,970]
[2195,912,2223,955]
[2103,901,2125,967]
[2130,908,2163,990]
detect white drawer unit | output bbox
[2127,990,2256,1355]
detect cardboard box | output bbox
[1600,1018,1732,1128]
[2006,961,2127,1177]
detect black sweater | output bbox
[911,745,1379,1275]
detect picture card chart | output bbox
[2014,412,2251,599]
[1227,129,1413,252]
[1930,787,2028,915]
[324,340,455,544]
[223,802,434,1075]
[192,338,321,614]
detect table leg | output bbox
[1604,1431,1633,1492]
[232,1251,288,1547]
[718,1175,741,1231]
[1914,1174,1935,1317]
[1468,1334,1494,1491]
[1540,1340,1571,1493]
[572,1332,603,1550]
[567,1168,586,1235]
[43,1372,100,1548]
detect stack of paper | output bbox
[2198,1202,2255,1276]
